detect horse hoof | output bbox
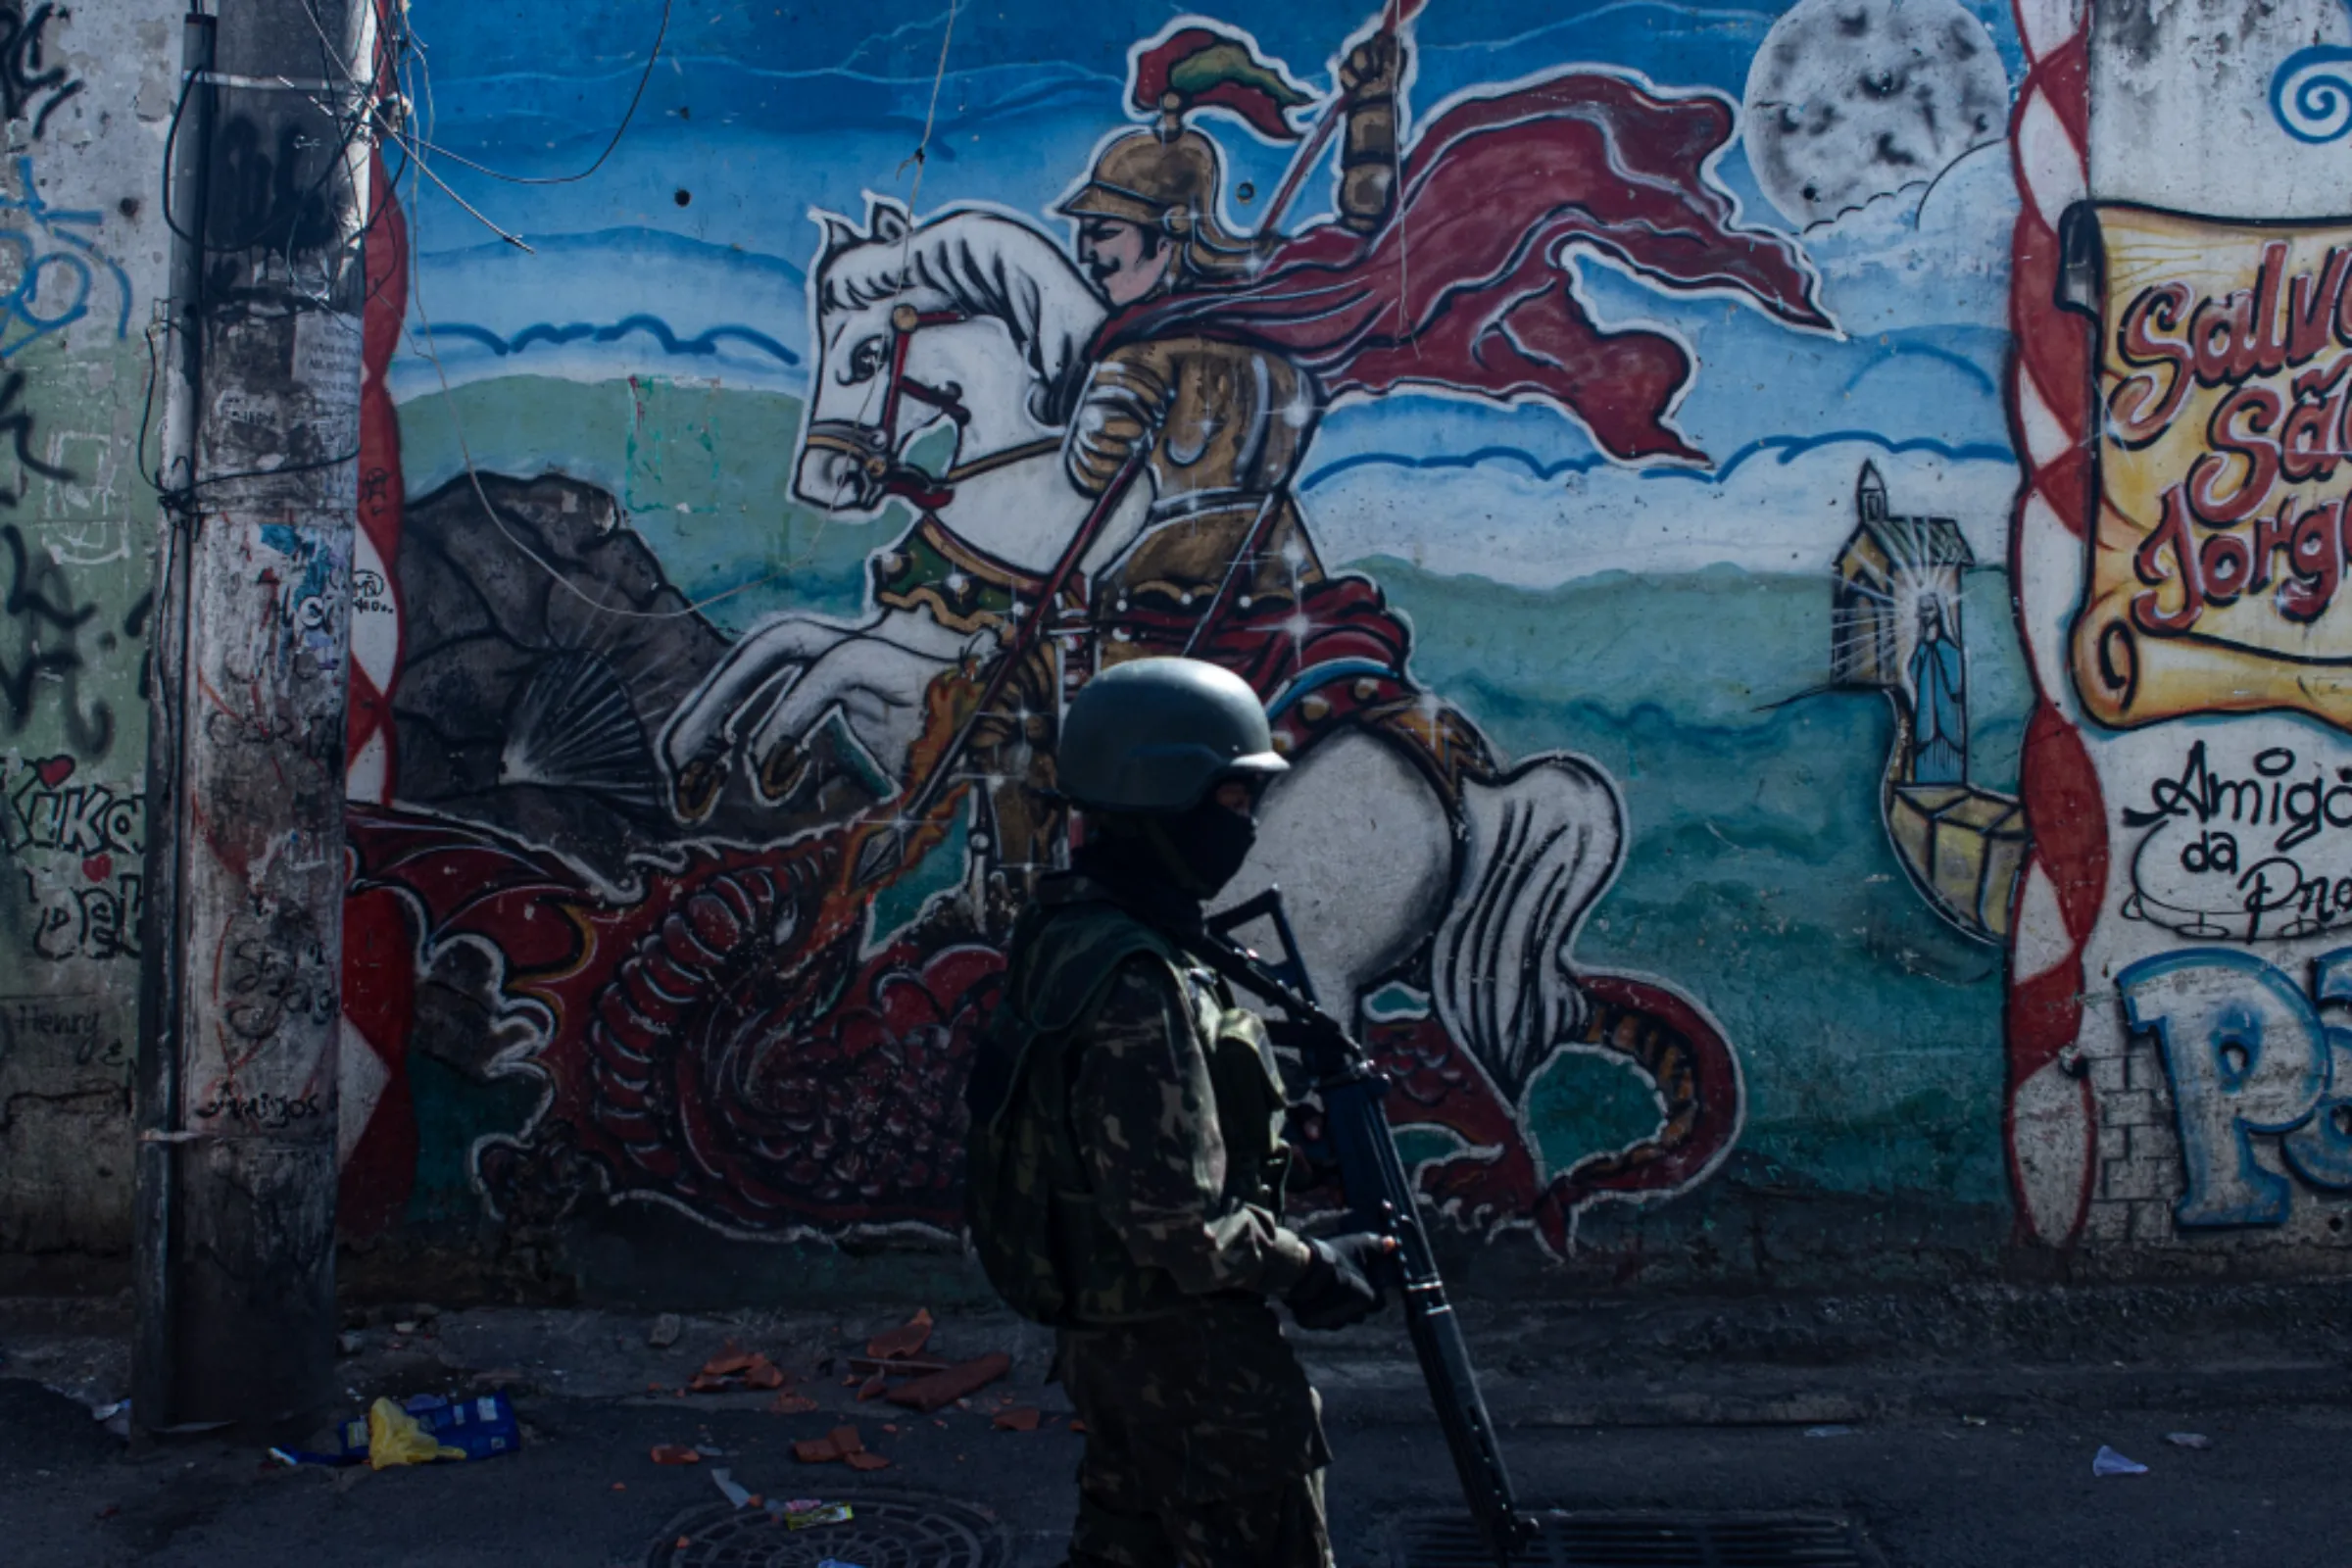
[672,755,726,822]
[756,742,814,806]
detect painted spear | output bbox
[1255,0,1425,235]
[849,448,1150,890]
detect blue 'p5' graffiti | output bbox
[2119,949,2352,1226]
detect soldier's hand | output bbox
[1341,33,1405,100]
[1286,1231,1396,1330]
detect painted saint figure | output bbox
[1058,35,1403,630]
[1908,597,1967,784]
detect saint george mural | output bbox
[332,0,2034,1271]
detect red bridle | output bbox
[800,304,973,510]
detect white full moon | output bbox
[1741,0,2009,228]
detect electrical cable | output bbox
[136,0,422,507]
[158,52,379,255]
[333,0,980,628]
[132,319,171,503]
[398,133,800,623]
[386,0,952,622]
[390,0,671,186]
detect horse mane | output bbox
[818,207,1103,427]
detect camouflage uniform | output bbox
[991,878,1333,1567]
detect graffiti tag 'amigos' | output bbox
[191,1088,324,1129]
[2124,740,2352,942]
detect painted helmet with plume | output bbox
[1057,24,1313,280]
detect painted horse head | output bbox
[797,196,1102,514]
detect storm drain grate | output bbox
[1393,1512,1872,1568]
[646,1491,1008,1568]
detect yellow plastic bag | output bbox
[367,1397,466,1469]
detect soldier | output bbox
[1056,36,1406,638]
[965,657,1396,1567]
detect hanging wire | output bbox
[158,8,382,256]
[397,110,773,623]
[394,30,821,625]
[403,278,803,623]
[136,0,971,622]
[392,0,671,186]
[387,0,981,623]
[138,0,973,598]
[140,1,401,506]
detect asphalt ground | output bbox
[3,1289,2348,1567]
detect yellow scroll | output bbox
[2072,204,2352,730]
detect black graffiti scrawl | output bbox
[0,2,79,141]
[0,369,108,754]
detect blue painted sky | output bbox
[401,0,2019,242]
[407,0,2025,142]
[393,0,2028,571]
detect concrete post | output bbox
[135,0,376,1436]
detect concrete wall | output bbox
[335,0,2038,1299]
[22,0,2352,1303]
[0,1,175,1277]
[2002,0,2352,1270]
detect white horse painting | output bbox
[662,200,1124,818]
[662,197,1628,1103]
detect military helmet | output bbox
[1058,657,1287,813]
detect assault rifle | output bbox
[1195,888,1536,1566]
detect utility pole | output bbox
[136,0,377,1438]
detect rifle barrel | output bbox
[1186,912,1533,1563]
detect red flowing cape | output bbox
[1095,72,1832,464]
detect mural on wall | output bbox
[1826,461,2026,946]
[338,0,2037,1264]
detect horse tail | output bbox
[1432,753,1625,1100]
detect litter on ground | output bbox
[883,1352,1011,1413]
[864,1309,934,1360]
[2093,1446,2149,1477]
[792,1425,869,1464]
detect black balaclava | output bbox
[1075,791,1258,918]
[1147,795,1258,897]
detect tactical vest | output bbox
[963,885,1290,1327]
